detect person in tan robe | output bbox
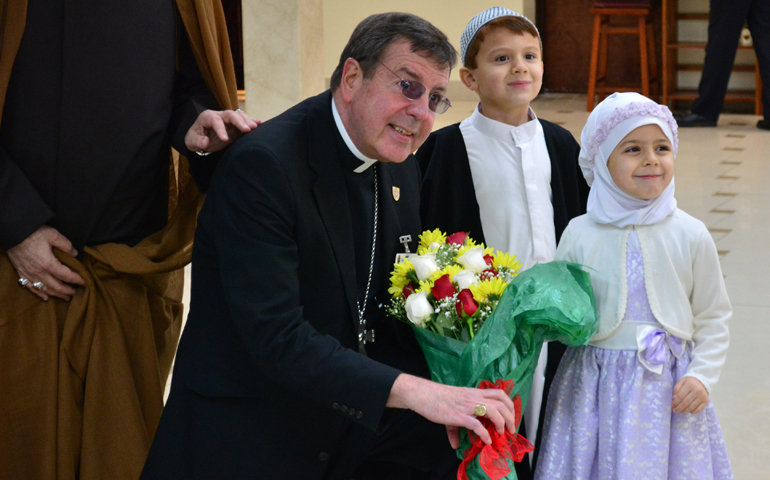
[0,1,252,478]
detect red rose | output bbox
[432,274,457,301]
[403,284,416,299]
[446,231,468,246]
[483,254,494,266]
[456,289,478,317]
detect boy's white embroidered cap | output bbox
[460,6,540,66]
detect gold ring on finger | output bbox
[474,404,487,417]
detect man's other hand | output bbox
[7,226,86,301]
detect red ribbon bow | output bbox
[458,379,534,480]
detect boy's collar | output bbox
[470,103,539,145]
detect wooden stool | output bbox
[756,62,764,116]
[587,4,659,111]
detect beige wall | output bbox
[240,0,535,118]
[322,0,528,88]
[242,0,326,120]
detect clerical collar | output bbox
[470,103,538,146]
[331,97,378,173]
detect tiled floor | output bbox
[175,93,770,477]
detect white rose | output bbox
[405,291,434,326]
[456,246,488,273]
[453,270,478,290]
[411,253,439,281]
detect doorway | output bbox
[536,0,662,94]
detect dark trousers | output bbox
[692,0,770,120]
[326,336,460,480]
[142,382,459,480]
[326,409,459,480]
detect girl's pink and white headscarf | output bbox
[579,92,679,227]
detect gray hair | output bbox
[330,12,457,92]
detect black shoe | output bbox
[675,112,717,127]
[758,119,770,131]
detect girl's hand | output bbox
[672,377,708,414]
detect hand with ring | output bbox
[186,108,261,155]
[386,374,518,449]
[8,225,86,302]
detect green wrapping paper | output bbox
[411,261,598,480]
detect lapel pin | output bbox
[392,186,400,201]
[399,235,412,253]
[395,234,414,264]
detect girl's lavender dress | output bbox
[535,232,733,480]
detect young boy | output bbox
[416,7,590,480]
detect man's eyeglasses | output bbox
[377,60,452,115]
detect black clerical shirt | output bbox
[333,131,382,340]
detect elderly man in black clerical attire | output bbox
[142,12,520,480]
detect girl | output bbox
[535,92,733,479]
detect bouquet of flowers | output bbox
[387,230,598,480]
[386,229,522,342]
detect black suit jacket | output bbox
[146,91,426,479]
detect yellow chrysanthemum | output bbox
[390,258,414,285]
[417,229,446,255]
[417,278,435,295]
[388,259,415,298]
[387,285,403,298]
[492,251,522,273]
[470,277,508,304]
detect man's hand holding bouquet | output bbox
[387,230,598,480]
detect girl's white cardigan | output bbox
[555,209,731,394]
